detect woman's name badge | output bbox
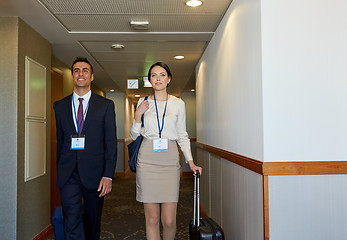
[71,135,85,150]
[153,138,168,152]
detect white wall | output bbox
[196,0,347,239]
[261,0,347,161]
[0,17,18,240]
[106,92,125,172]
[196,0,264,239]
[124,96,135,140]
[260,2,347,239]
[196,0,264,161]
[181,92,196,138]
[17,18,52,240]
[106,92,125,139]
[181,92,197,171]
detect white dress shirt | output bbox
[72,91,91,132]
[130,95,193,162]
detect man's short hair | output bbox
[71,57,94,74]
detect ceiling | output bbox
[1,0,232,100]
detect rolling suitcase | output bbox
[189,171,225,240]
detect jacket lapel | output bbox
[64,94,78,135]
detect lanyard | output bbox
[72,96,90,134]
[154,94,168,138]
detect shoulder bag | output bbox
[128,96,148,172]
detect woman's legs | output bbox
[161,203,177,240]
[144,202,177,240]
[144,203,160,240]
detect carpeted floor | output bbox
[49,172,194,240]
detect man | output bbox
[54,57,117,240]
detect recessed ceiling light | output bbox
[186,0,203,7]
[110,89,115,92]
[174,55,185,60]
[135,95,140,97]
[111,44,124,49]
[191,89,195,92]
[130,20,149,30]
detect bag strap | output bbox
[141,96,148,127]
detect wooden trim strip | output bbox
[196,142,263,175]
[32,224,53,240]
[196,142,347,176]
[263,161,347,175]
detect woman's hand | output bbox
[134,99,149,123]
[188,160,202,176]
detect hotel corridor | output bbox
[48,173,194,240]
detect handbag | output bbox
[128,96,148,172]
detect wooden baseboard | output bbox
[182,171,194,177]
[114,172,126,177]
[32,224,53,240]
[200,203,208,218]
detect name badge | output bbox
[153,138,168,152]
[71,135,85,150]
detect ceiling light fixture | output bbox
[135,95,140,97]
[111,44,124,49]
[130,20,150,30]
[110,89,115,92]
[191,89,195,92]
[186,0,203,7]
[174,55,185,60]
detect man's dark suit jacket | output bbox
[53,93,117,189]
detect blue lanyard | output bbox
[154,94,168,138]
[72,96,90,134]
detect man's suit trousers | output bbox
[60,168,104,240]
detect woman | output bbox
[130,62,202,240]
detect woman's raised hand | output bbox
[134,99,149,123]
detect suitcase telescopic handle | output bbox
[193,171,200,227]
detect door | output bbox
[50,68,64,215]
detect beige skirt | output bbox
[136,138,180,203]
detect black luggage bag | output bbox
[189,171,225,240]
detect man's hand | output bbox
[97,177,112,197]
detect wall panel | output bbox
[269,175,347,240]
[210,154,222,224]
[221,159,263,240]
[197,148,210,215]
